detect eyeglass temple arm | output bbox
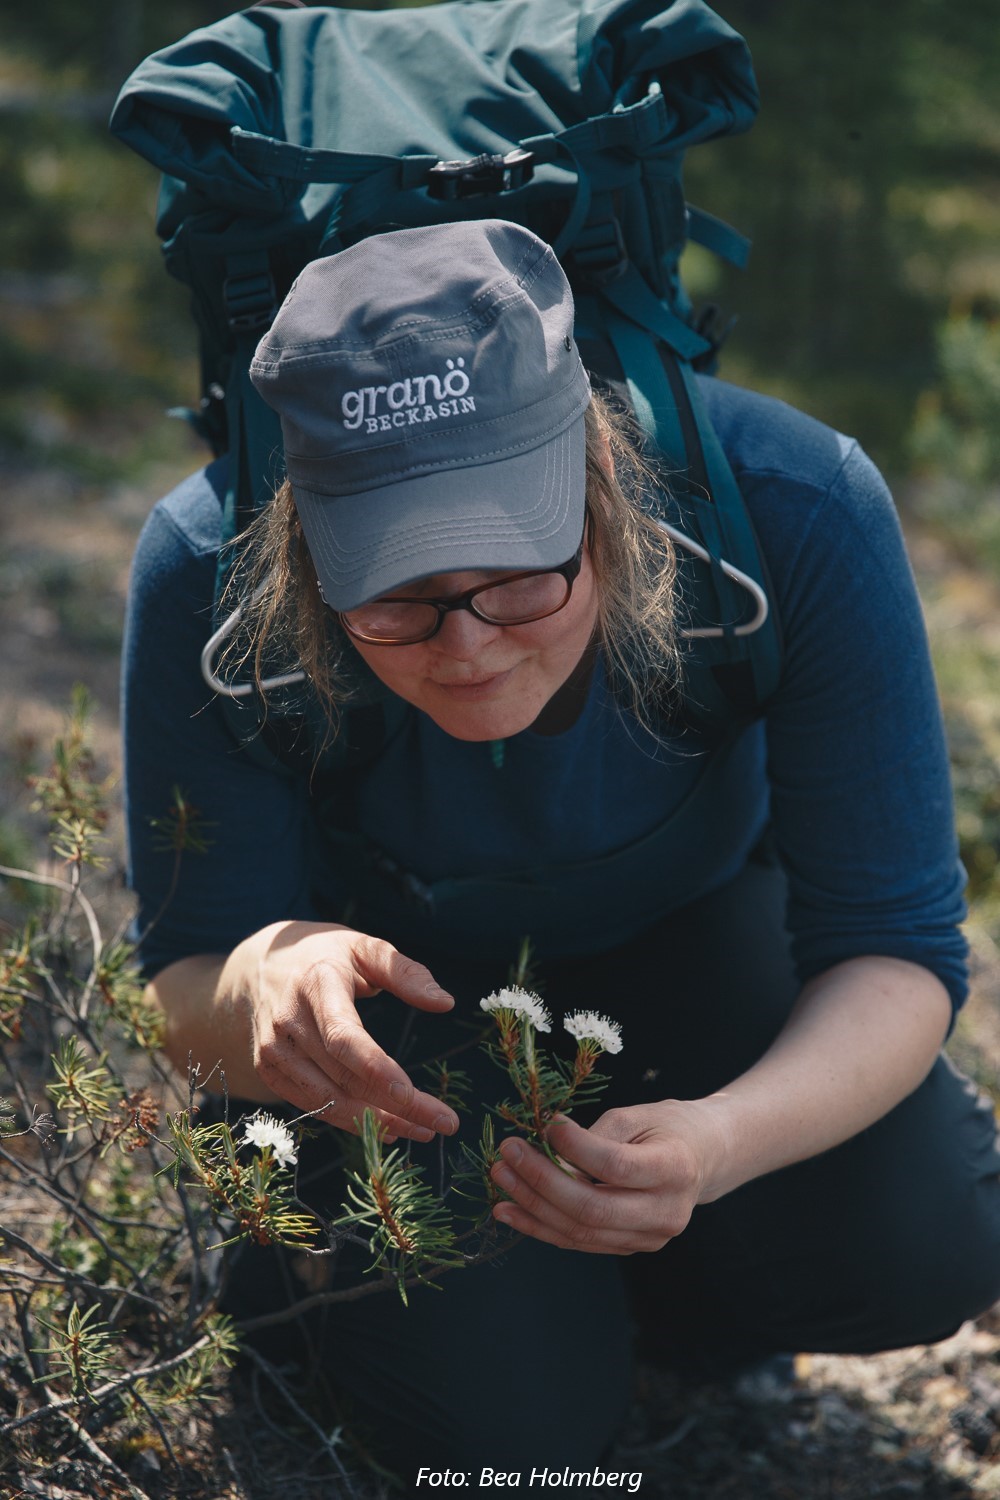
[200,525,768,697]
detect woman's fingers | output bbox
[348,935,455,1013]
[259,971,459,1136]
[491,1150,667,1253]
[490,1125,697,1253]
[492,1140,640,1239]
[252,1046,438,1143]
[318,1094,433,1143]
[250,926,459,1136]
[493,1200,662,1256]
[307,993,459,1133]
[543,1114,680,1190]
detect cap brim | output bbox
[293,415,587,612]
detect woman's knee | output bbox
[333,1240,635,1475]
[872,1172,1000,1347]
[824,1057,1000,1350]
[674,1056,1000,1358]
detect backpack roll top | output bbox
[112,0,756,356]
[111,0,757,247]
[111,0,782,748]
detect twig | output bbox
[240,1344,360,1496]
[248,1358,312,1449]
[0,1152,165,1310]
[238,1227,515,1330]
[10,1288,46,1382]
[131,843,184,953]
[0,864,103,1011]
[0,1331,216,1437]
[15,951,78,1030]
[125,1380,180,1474]
[0,1268,67,1288]
[2,1294,145,1493]
[615,1411,698,1459]
[0,1224,165,1321]
[40,1381,153,1500]
[0,1046,41,1138]
[222,1445,249,1498]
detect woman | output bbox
[123,218,1000,1476]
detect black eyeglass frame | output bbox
[337,539,585,646]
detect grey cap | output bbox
[249,219,591,611]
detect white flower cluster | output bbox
[480,987,552,1033]
[241,1111,298,1168]
[563,1010,624,1054]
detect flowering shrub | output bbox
[479,991,624,1149]
[0,692,624,1489]
[239,1111,298,1167]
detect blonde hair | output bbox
[223,390,681,744]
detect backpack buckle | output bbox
[223,264,277,333]
[426,148,534,201]
[691,302,739,372]
[568,216,628,286]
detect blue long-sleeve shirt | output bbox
[121,376,968,1017]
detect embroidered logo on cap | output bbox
[340,357,477,434]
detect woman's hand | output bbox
[489,1100,727,1255]
[178,920,460,1142]
[234,920,460,1141]
[487,958,953,1254]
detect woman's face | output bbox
[344,542,600,740]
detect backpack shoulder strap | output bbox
[577,309,784,732]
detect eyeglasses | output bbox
[338,541,584,646]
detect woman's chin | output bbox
[427,705,539,741]
[421,681,543,741]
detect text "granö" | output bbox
[341,357,476,432]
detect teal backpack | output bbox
[110,0,782,767]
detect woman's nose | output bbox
[430,606,503,659]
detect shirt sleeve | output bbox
[121,464,321,979]
[755,440,968,1020]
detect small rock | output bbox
[950,1399,997,1456]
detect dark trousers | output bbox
[221,856,1000,1477]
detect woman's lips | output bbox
[430,668,515,701]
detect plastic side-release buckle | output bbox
[426,148,534,202]
[691,302,739,372]
[569,216,628,286]
[223,261,278,333]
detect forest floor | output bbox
[1,450,999,1499]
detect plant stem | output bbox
[0,863,103,1002]
[0,1332,217,1437]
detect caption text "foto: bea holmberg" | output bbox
[415,1469,643,1491]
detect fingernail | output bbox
[413,1126,434,1143]
[433,1113,458,1135]
[424,982,452,1001]
[503,1140,523,1165]
[389,1081,410,1103]
[494,1166,516,1192]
